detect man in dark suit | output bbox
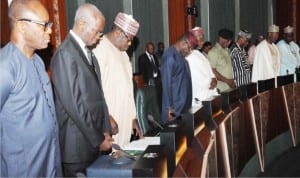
[138,42,160,85]
[138,42,162,111]
[50,3,113,176]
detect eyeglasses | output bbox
[121,31,133,42]
[18,18,53,31]
[97,32,104,38]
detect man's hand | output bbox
[168,107,175,122]
[109,115,119,135]
[132,119,143,139]
[99,133,113,151]
[209,78,217,89]
[212,68,235,89]
[226,79,236,88]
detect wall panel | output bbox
[168,0,195,45]
[132,0,164,69]
[240,0,268,41]
[208,0,235,43]
[1,0,9,47]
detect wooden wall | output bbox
[1,0,10,47]
[168,0,196,45]
[276,0,300,42]
[40,0,67,51]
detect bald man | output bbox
[0,0,62,177]
[51,3,112,176]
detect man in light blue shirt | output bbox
[0,0,62,177]
[277,26,300,76]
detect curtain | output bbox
[208,0,235,43]
[132,0,164,72]
[86,0,123,33]
[240,0,269,41]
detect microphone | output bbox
[147,114,164,130]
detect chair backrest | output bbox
[135,86,162,134]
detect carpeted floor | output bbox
[257,144,300,177]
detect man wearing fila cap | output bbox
[252,24,281,82]
[93,12,142,147]
[186,27,218,109]
[277,25,300,76]
[230,29,252,87]
[160,32,197,123]
[207,28,235,92]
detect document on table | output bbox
[123,137,160,151]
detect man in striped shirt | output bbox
[230,29,252,87]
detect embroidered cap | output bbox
[185,31,198,49]
[190,26,203,38]
[283,26,294,34]
[268,24,279,33]
[114,12,140,36]
[238,29,252,39]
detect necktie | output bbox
[150,55,158,77]
[85,46,101,81]
[85,46,94,66]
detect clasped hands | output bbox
[99,116,143,152]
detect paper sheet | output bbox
[123,137,160,151]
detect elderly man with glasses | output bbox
[51,3,113,176]
[0,0,61,177]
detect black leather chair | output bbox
[135,86,162,135]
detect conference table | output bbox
[87,72,300,177]
[174,73,300,177]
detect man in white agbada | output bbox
[93,12,142,147]
[186,27,218,109]
[277,26,300,76]
[251,24,281,82]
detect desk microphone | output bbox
[147,114,164,130]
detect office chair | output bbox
[135,86,162,134]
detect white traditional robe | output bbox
[186,50,219,108]
[93,36,136,147]
[277,40,300,75]
[251,40,281,82]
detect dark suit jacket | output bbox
[138,53,160,84]
[50,34,111,163]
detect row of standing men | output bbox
[137,24,300,125]
[1,1,143,177]
[1,0,300,177]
